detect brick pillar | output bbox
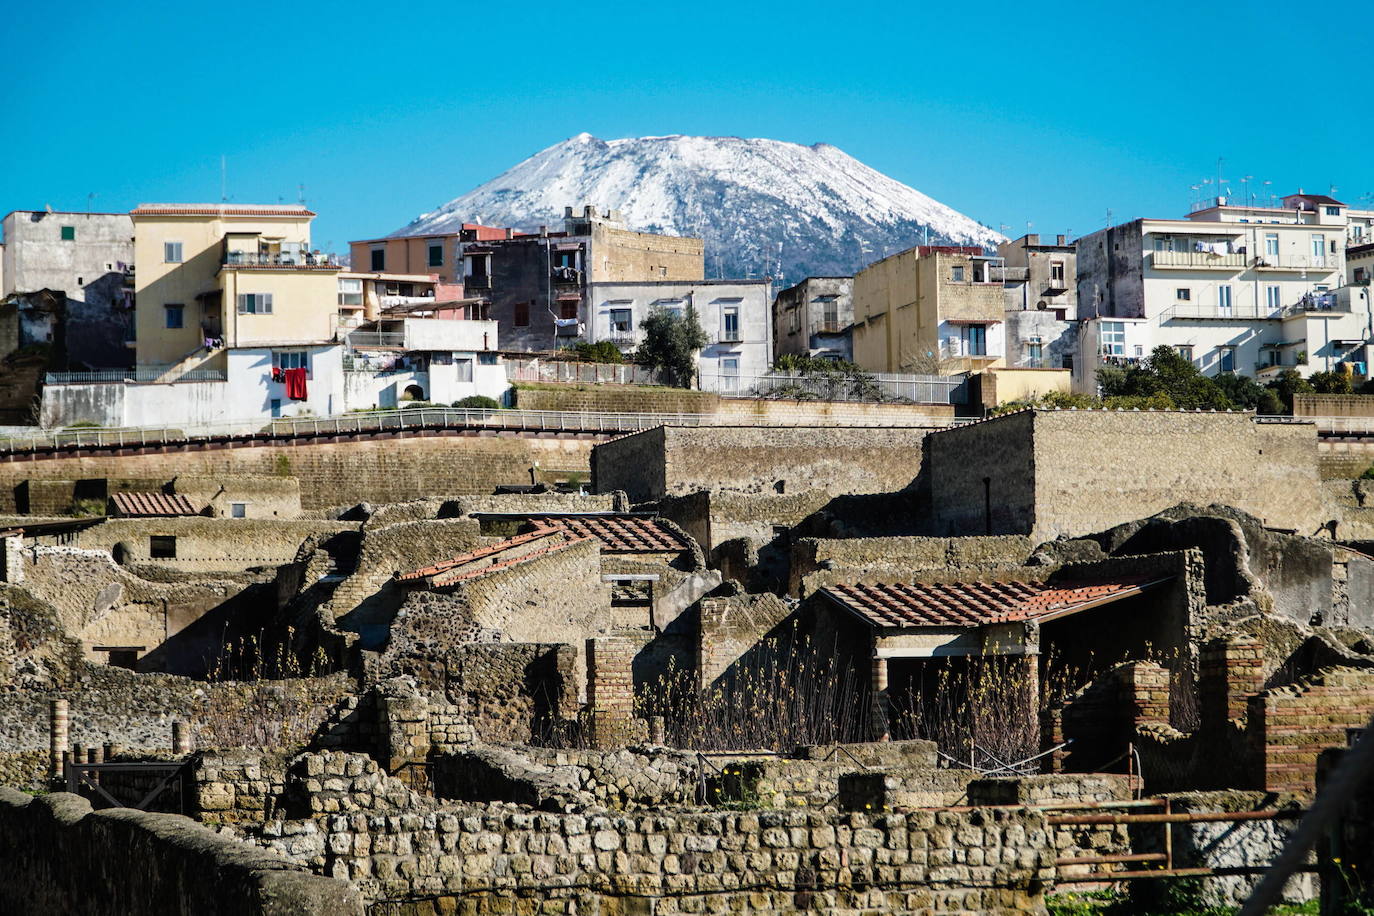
[1118,661,1170,729]
[172,721,193,755]
[870,654,889,742]
[378,694,430,771]
[587,636,639,749]
[1200,636,1264,730]
[49,699,68,777]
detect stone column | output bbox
[172,721,193,755]
[49,699,68,777]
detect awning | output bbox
[556,293,582,302]
[942,317,1001,325]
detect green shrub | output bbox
[453,395,501,409]
[569,341,623,364]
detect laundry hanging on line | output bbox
[284,367,308,400]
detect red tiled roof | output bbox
[395,526,559,583]
[110,492,201,517]
[821,576,1169,629]
[427,535,593,587]
[131,205,315,217]
[530,515,690,553]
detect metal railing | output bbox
[1259,414,1374,435]
[1164,302,1279,320]
[1152,250,1248,269]
[223,251,339,267]
[45,368,228,385]
[507,359,665,386]
[345,331,407,349]
[0,405,968,455]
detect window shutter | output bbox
[263,293,273,314]
[237,293,248,314]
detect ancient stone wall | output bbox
[925,410,1036,537]
[790,535,1035,598]
[70,517,353,571]
[0,435,597,511]
[513,384,720,414]
[446,643,576,744]
[1248,666,1374,794]
[0,788,363,915]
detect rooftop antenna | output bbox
[1241,175,1254,206]
[298,183,306,207]
[1105,208,1113,228]
[220,155,227,203]
[87,192,97,213]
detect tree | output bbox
[636,305,708,388]
[1265,369,1314,414]
[1309,369,1353,395]
[1100,346,1232,409]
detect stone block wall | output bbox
[789,535,1034,598]
[0,788,363,915]
[0,434,598,511]
[1248,666,1374,794]
[1045,661,1171,774]
[512,384,721,414]
[446,643,576,744]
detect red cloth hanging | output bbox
[284,367,308,400]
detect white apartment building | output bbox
[584,279,772,393]
[1074,192,1369,392]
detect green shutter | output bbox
[60,226,75,241]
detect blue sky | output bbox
[6,0,1368,250]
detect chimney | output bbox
[1056,234,1067,246]
[539,226,548,237]
[1026,234,1040,246]
[505,228,514,240]
[564,206,574,218]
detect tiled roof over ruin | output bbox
[821,577,1169,629]
[395,526,594,588]
[530,515,690,553]
[110,492,202,517]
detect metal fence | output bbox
[701,371,968,404]
[0,405,967,455]
[44,368,228,385]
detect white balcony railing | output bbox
[1151,251,1248,269]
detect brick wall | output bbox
[1046,661,1170,774]
[1248,666,1374,795]
[586,634,648,748]
[1200,636,1264,729]
[0,435,598,511]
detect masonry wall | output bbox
[0,789,363,915]
[513,384,720,414]
[789,535,1035,598]
[70,518,351,570]
[925,410,1036,537]
[0,435,598,511]
[1248,666,1374,795]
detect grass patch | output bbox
[1046,890,1318,916]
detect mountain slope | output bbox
[392,133,1003,284]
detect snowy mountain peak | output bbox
[391,134,1003,283]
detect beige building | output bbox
[851,245,1006,374]
[130,204,341,368]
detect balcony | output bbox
[1151,251,1248,269]
[222,251,339,269]
[346,331,407,349]
[815,321,849,335]
[604,332,637,348]
[1253,255,1337,272]
[1165,302,1279,320]
[1281,292,1348,317]
[465,275,492,291]
[551,266,582,286]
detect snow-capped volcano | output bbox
[392,134,1003,284]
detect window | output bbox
[1265,233,1280,257]
[721,306,740,341]
[558,300,579,320]
[720,357,740,393]
[237,293,273,314]
[370,247,386,271]
[477,352,498,365]
[60,226,75,241]
[1312,234,1326,263]
[466,254,489,278]
[1176,288,1191,301]
[230,503,247,519]
[951,266,966,283]
[428,243,443,268]
[1266,285,1282,313]
[609,308,633,334]
[963,324,987,356]
[819,295,840,328]
[338,278,363,306]
[1327,206,1342,216]
[1217,285,1233,317]
[273,350,309,373]
[164,304,184,329]
[455,358,473,382]
[1050,261,1065,283]
[514,301,530,327]
[149,536,176,559]
[1358,268,1369,285]
[1176,345,1193,363]
[1101,321,1126,356]
[164,241,183,263]
[1218,346,1236,373]
[1027,341,1043,366]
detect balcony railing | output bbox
[45,368,227,385]
[223,251,339,268]
[346,331,407,349]
[1254,255,1336,271]
[465,275,492,290]
[1152,251,1248,269]
[1281,293,1347,317]
[815,321,849,334]
[551,266,582,285]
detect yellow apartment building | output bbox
[130,204,341,369]
[851,246,1006,374]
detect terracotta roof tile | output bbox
[395,526,559,582]
[821,576,1168,630]
[110,492,201,517]
[530,515,690,554]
